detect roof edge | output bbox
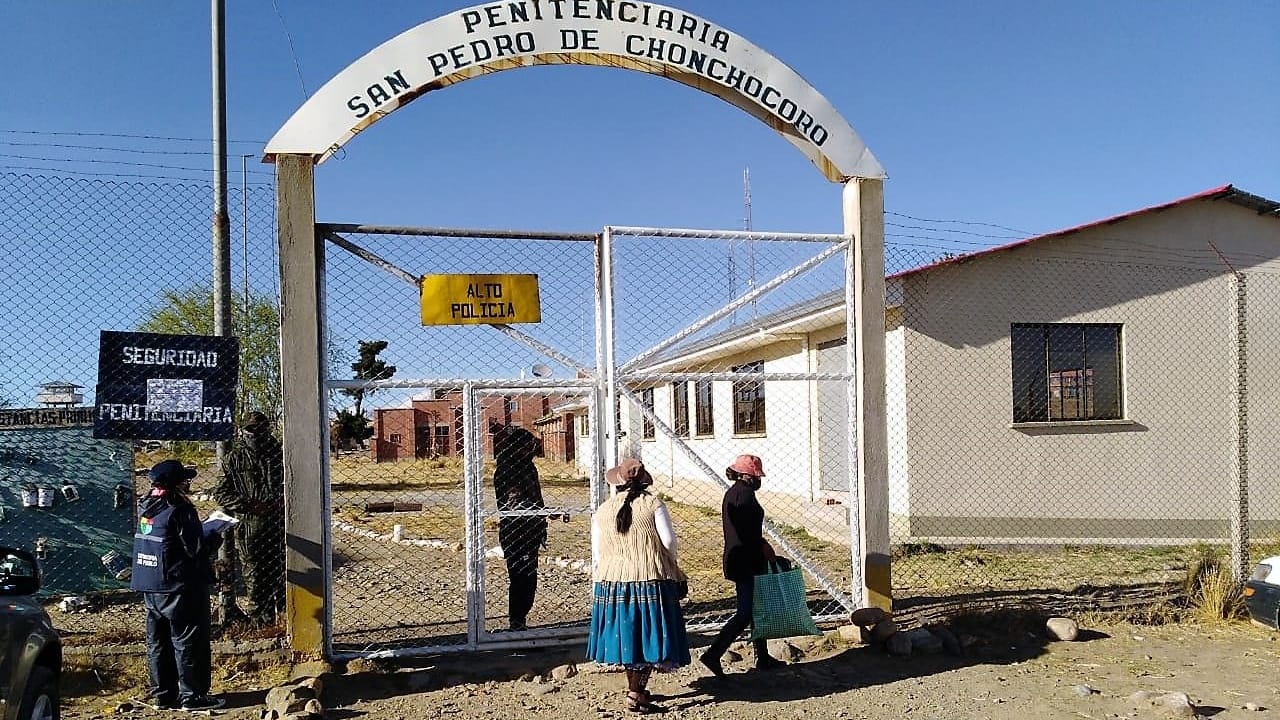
[889,184,1278,282]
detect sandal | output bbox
[626,690,665,714]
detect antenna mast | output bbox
[744,166,757,319]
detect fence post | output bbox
[1231,271,1250,581]
[276,153,328,653]
[843,178,892,611]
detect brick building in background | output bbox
[371,389,581,463]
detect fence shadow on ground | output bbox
[894,581,1182,627]
[326,605,1112,711]
[682,644,1048,707]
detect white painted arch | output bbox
[264,1,884,181]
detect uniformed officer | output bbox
[214,412,285,626]
[492,426,547,631]
[131,459,225,712]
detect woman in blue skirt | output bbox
[588,458,689,714]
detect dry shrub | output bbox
[1183,550,1245,623]
[1113,599,1185,626]
[63,655,150,699]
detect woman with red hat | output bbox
[587,458,689,714]
[699,454,784,676]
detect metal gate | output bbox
[320,223,860,659]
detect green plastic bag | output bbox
[750,559,821,640]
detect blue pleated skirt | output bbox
[587,580,690,670]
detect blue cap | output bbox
[149,459,197,486]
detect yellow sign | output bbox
[420,274,541,326]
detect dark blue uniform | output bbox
[131,487,219,708]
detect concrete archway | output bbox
[264,1,883,182]
[268,2,891,653]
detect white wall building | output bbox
[617,186,1280,544]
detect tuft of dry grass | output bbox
[63,655,151,700]
[87,624,146,645]
[1184,551,1246,623]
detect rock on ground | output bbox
[1045,617,1079,642]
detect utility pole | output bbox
[240,153,253,411]
[212,0,232,348]
[212,0,244,627]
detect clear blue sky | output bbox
[1,1,1277,406]
[6,1,1276,232]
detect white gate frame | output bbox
[276,163,888,657]
[313,221,879,658]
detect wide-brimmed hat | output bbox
[728,454,766,477]
[149,459,197,487]
[605,458,652,487]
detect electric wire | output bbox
[272,0,311,101]
[0,129,266,145]
[0,152,274,176]
[0,139,214,156]
[886,210,1032,236]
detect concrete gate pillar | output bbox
[275,153,328,652]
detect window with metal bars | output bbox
[640,388,655,440]
[671,381,689,437]
[732,360,766,434]
[1011,323,1123,422]
[694,379,714,436]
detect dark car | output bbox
[0,547,60,720]
[1246,555,1280,630]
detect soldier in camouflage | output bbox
[214,412,285,626]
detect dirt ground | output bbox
[64,619,1280,720]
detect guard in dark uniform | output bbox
[493,426,547,631]
[214,412,285,626]
[131,460,225,712]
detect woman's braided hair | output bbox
[615,478,649,534]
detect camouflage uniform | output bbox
[214,426,285,625]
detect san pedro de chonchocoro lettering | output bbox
[98,404,235,424]
[121,346,221,368]
[345,0,829,147]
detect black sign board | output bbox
[93,331,240,441]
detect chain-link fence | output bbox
[611,227,859,631]
[320,223,862,657]
[6,166,1277,664]
[0,170,286,653]
[883,197,1280,613]
[321,226,602,655]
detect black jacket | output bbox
[721,481,766,582]
[130,490,220,593]
[493,428,547,554]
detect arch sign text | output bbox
[265,0,884,181]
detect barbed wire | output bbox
[0,129,267,145]
[887,221,1022,241]
[0,152,275,177]
[886,210,1033,236]
[0,165,276,187]
[0,139,215,156]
